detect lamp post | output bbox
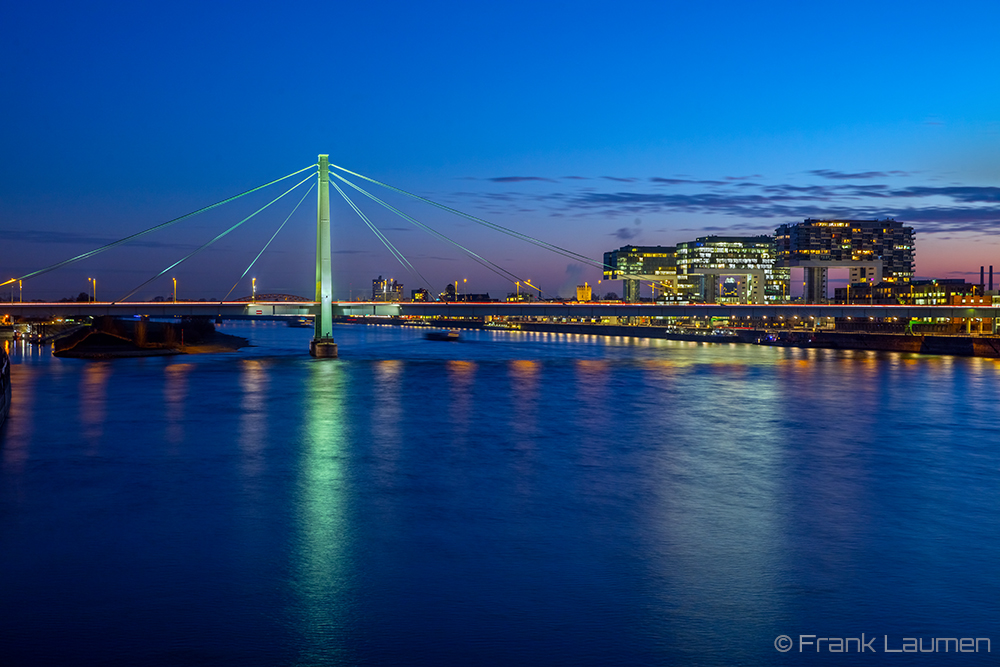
[173,277,177,303]
[88,278,95,303]
[19,280,22,303]
[252,277,257,303]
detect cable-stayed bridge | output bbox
[4,154,1000,355]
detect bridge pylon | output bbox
[310,154,338,358]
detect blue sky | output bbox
[2,1,999,300]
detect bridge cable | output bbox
[329,179,435,293]
[329,163,663,294]
[328,163,648,282]
[1,164,318,289]
[330,172,547,296]
[223,182,316,301]
[117,173,314,302]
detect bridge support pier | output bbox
[310,154,338,358]
[310,338,338,357]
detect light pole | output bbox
[88,278,95,303]
[19,280,22,303]
[173,277,177,303]
[252,277,256,302]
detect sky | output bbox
[2,0,999,301]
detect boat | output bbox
[424,330,460,341]
[287,316,313,328]
[0,347,10,429]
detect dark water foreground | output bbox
[1,323,998,666]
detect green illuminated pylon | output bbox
[310,154,338,357]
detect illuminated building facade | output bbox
[576,283,593,302]
[372,276,403,302]
[675,235,788,303]
[775,218,915,302]
[602,245,676,302]
[833,278,978,305]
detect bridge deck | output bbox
[3,300,997,320]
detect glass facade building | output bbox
[675,235,789,303]
[602,245,677,302]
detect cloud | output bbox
[810,169,912,180]
[451,169,1000,237]
[612,219,643,240]
[488,176,557,183]
[649,177,727,186]
[887,186,1000,203]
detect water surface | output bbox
[2,323,998,665]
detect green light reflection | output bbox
[295,360,351,664]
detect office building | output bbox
[775,218,915,302]
[372,276,403,302]
[602,245,677,302]
[675,235,788,303]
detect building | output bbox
[775,218,915,302]
[372,276,403,302]
[833,278,979,305]
[576,283,593,302]
[675,235,788,303]
[602,245,677,302]
[411,288,430,302]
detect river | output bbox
[1,322,998,665]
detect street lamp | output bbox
[88,278,95,303]
[252,277,256,302]
[173,277,177,303]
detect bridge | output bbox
[5,299,997,329]
[4,155,999,353]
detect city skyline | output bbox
[3,1,999,300]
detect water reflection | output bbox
[163,363,192,446]
[640,356,783,658]
[295,360,351,664]
[2,365,35,471]
[508,360,539,442]
[371,360,403,471]
[238,359,269,478]
[78,362,110,452]
[447,360,476,447]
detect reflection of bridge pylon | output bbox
[310,154,338,357]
